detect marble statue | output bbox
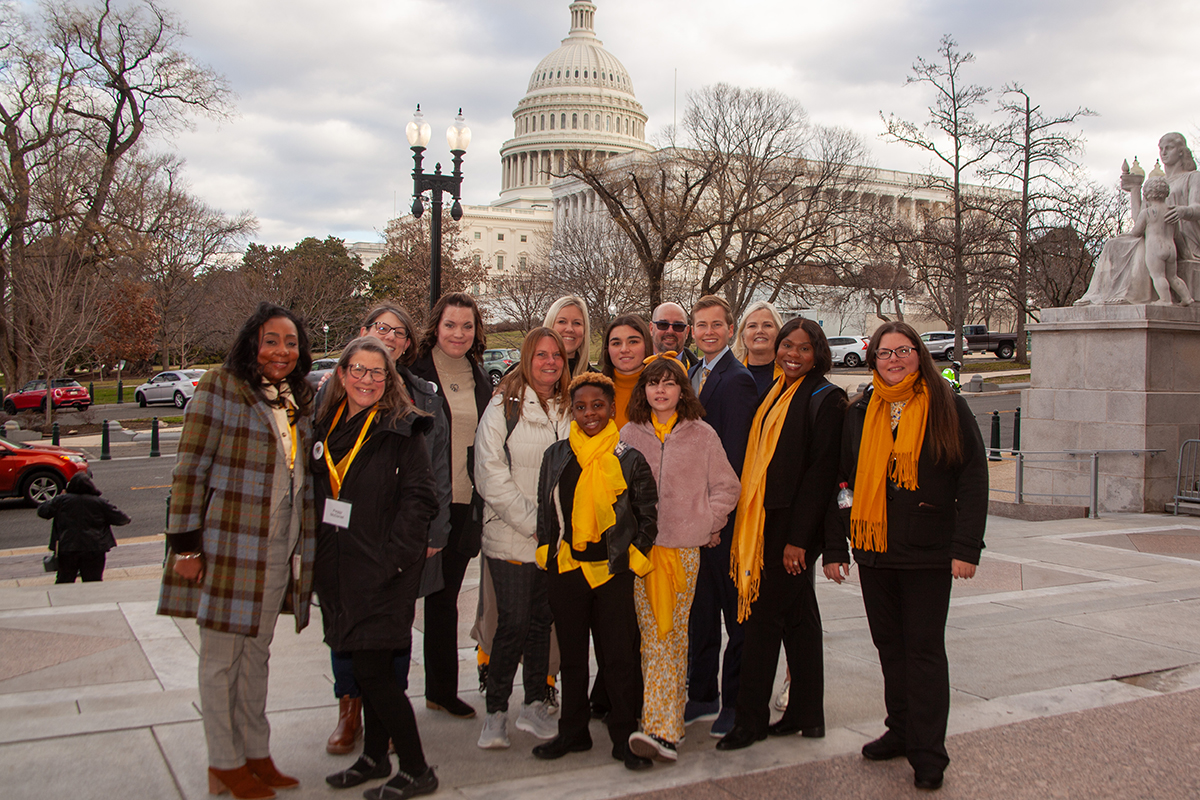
[1075,132,1200,306]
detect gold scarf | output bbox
[568,419,626,550]
[652,412,677,443]
[850,372,928,553]
[730,376,804,623]
[643,545,685,638]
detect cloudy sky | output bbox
[144,0,1200,246]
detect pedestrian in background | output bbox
[39,474,130,583]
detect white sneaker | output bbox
[515,700,559,740]
[477,711,510,749]
[773,678,791,712]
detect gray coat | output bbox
[399,365,453,597]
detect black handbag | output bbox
[43,544,58,573]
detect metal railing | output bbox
[991,448,1165,519]
[1174,440,1200,514]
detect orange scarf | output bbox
[850,372,928,553]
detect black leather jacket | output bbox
[536,439,658,575]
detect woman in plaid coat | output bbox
[158,302,317,800]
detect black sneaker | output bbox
[361,765,437,800]
[326,754,391,788]
[628,731,677,762]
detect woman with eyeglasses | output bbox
[599,314,652,430]
[313,337,440,799]
[732,301,784,397]
[822,321,987,792]
[323,304,453,758]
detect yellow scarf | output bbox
[652,412,677,443]
[568,419,626,550]
[643,545,685,638]
[730,376,804,623]
[850,372,928,553]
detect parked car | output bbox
[963,324,1018,359]
[133,370,206,409]
[828,335,869,368]
[0,436,90,505]
[306,358,338,390]
[482,348,519,386]
[3,379,91,414]
[920,331,972,360]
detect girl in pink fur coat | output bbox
[619,355,741,764]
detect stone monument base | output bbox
[1021,304,1200,513]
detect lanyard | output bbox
[323,401,377,500]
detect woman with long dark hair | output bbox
[823,321,987,791]
[313,337,439,799]
[410,292,493,719]
[716,318,846,752]
[599,314,652,429]
[159,302,317,799]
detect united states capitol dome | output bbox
[495,0,652,207]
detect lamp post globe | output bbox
[323,323,329,357]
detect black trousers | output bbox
[548,566,641,748]
[687,529,743,708]
[858,564,953,774]
[485,558,551,713]
[735,561,824,734]
[353,649,427,776]
[423,503,473,703]
[56,552,106,583]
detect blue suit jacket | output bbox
[689,349,758,477]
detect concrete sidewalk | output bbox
[2,512,1199,799]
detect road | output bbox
[43,401,183,425]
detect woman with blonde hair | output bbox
[732,301,784,396]
[544,296,593,378]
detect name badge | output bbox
[323,498,352,528]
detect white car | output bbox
[920,331,972,360]
[134,370,206,409]
[828,335,869,368]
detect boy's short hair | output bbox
[692,294,735,327]
[1144,176,1171,201]
[568,372,615,402]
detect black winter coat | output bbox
[39,474,130,553]
[824,387,987,570]
[312,407,439,652]
[536,439,658,575]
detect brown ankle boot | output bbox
[326,696,363,755]
[245,756,299,790]
[207,765,275,799]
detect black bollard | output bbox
[150,417,160,457]
[1012,407,1021,455]
[52,421,60,446]
[100,420,111,460]
[88,382,94,403]
[117,380,123,404]
[989,410,1001,461]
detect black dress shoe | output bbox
[611,743,652,771]
[532,735,592,760]
[326,754,391,788]
[914,771,944,790]
[767,720,826,738]
[861,734,905,761]
[714,725,766,751]
[425,696,476,719]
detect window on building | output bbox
[496,255,504,270]
[583,114,589,130]
[497,233,504,241]
[572,113,578,129]
[595,114,600,130]
[584,70,588,78]
[520,234,527,242]
[550,114,555,130]
[472,254,481,266]
[519,256,527,268]
[574,69,579,78]
[474,231,481,240]
[606,116,611,131]
[540,114,545,130]
[561,113,566,128]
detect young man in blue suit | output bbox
[686,295,758,737]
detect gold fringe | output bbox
[851,518,888,553]
[731,532,764,624]
[889,452,919,491]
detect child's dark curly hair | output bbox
[568,372,615,402]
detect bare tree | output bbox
[1027,183,1125,309]
[369,215,485,328]
[882,35,997,359]
[488,257,559,332]
[539,213,649,332]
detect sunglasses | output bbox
[652,320,688,333]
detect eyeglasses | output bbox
[347,364,387,382]
[875,346,915,360]
[652,320,688,332]
[369,321,407,338]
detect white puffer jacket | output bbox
[474,387,569,563]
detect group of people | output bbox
[156,290,987,799]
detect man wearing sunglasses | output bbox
[650,302,699,370]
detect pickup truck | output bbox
[963,325,1018,359]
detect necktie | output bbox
[698,366,711,394]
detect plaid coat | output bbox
[157,367,317,636]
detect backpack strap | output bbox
[502,395,520,465]
[809,379,835,428]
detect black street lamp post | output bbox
[407,105,471,309]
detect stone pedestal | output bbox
[1021,304,1200,513]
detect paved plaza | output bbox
[2,510,1200,799]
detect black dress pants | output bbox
[735,561,824,734]
[687,527,743,708]
[858,564,953,774]
[423,503,473,703]
[548,566,641,748]
[353,649,427,776]
[56,552,106,583]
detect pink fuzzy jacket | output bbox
[620,418,741,549]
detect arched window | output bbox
[550,114,555,130]
[595,114,600,130]
[556,71,561,78]
[583,114,589,130]
[574,69,579,78]
[583,70,588,78]
[561,113,566,128]
[572,113,578,129]
[606,115,611,131]
[540,115,545,130]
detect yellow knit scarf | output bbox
[850,372,928,553]
[730,376,803,623]
[568,419,626,550]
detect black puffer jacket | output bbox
[38,474,130,553]
[536,439,658,575]
[312,408,439,652]
[824,386,987,570]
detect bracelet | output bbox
[175,552,203,561]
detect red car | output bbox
[3,379,92,414]
[0,436,90,505]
